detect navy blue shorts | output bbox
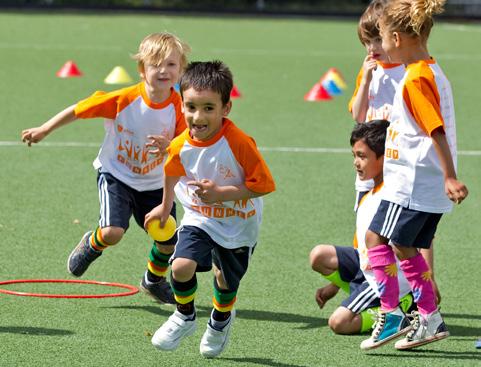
[172,225,254,291]
[336,246,380,313]
[369,200,442,249]
[96,171,177,244]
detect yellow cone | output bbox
[104,66,133,84]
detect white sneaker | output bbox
[395,310,449,350]
[151,311,196,351]
[199,310,236,358]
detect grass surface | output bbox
[1,11,480,367]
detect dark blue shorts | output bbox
[96,171,177,244]
[172,225,254,291]
[368,200,442,249]
[336,246,380,313]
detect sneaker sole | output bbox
[67,231,92,277]
[395,331,450,350]
[361,325,412,351]
[152,323,196,351]
[139,283,175,305]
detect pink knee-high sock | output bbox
[399,253,437,316]
[367,244,399,311]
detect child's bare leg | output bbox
[309,244,338,275]
[329,307,362,335]
[310,245,349,294]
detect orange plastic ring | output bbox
[0,279,139,298]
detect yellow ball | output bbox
[146,215,176,242]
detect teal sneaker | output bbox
[360,307,412,350]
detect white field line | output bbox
[2,141,480,156]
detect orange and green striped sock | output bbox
[146,242,172,281]
[171,274,197,317]
[90,227,111,252]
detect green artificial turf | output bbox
[0,11,480,367]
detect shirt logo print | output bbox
[219,164,235,179]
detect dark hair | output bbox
[350,119,390,158]
[179,60,233,105]
[358,0,388,45]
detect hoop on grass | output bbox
[0,279,139,299]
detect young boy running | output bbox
[144,60,276,357]
[21,33,190,304]
[310,120,417,335]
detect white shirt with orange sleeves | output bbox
[164,119,276,249]
[355,183,411,298]
[382,59,457,213]
[349,62,406,193]
[74,83,186,192]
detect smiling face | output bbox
[140,49,181,101]
[182,87,232,142]
[352,139,384,185]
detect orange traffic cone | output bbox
[231,85,242,98]
[304,82,332,101]
[56,61,82,78]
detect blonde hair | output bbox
[132,32,190,71]
[381,0,445,38]
[358,0,388,45]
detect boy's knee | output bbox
[100,226,124,245]
[309,245,334,273]
[328,312,350,334]
[171,258,196,282]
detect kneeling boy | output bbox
[309,120,438,334]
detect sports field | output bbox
[1,10,480,367]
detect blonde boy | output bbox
[21,33,190,304]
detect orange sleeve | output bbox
[224,124,276,194]
[74,84,140,120]
[402,69,444,136]
[164,130,188,177]
[172,93,187,137]
[348,67,364,113]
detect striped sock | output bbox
[147,242,172,281]
[210,279,237,330]
[212,280,237,313]
[90,227,110,252]
[171,273,197,317]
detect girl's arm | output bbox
[431,127,468,204]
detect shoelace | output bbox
[406,311,421,339]
[368,309,386,337]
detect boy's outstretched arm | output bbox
[21,104,78,146]
[187,179,265,204]
[144,175,180,229]
[431,127,469,204]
